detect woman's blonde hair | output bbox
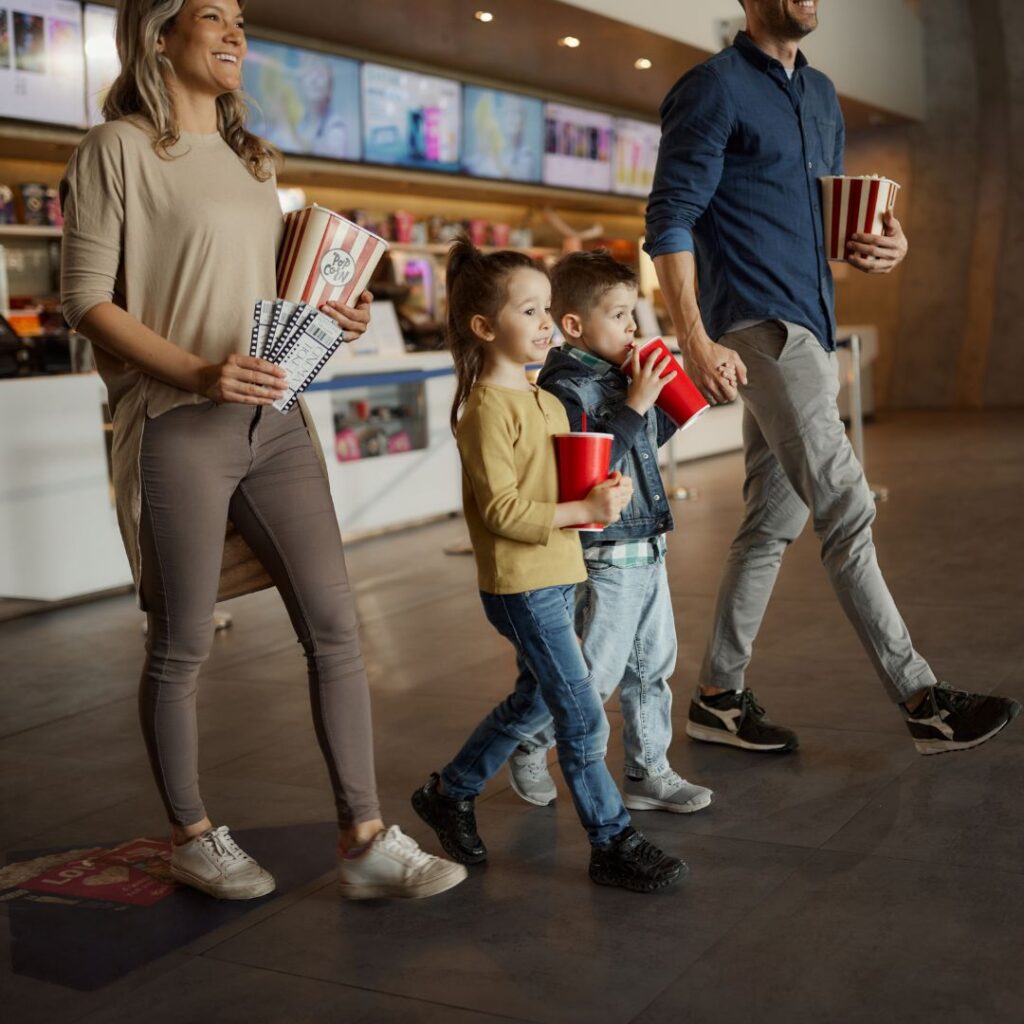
[102,0,276,180]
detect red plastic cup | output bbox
[555,431,614,532]
[621,337,710,430]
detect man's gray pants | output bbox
[699,320,936,704]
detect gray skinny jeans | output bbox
[699,320,936,703]
[138,401,380,828]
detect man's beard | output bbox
[766,1,817,40]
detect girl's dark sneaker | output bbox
[905,683,1020,755]
[686,688,798,752]
[411,773,487,865]
[588,827,687,893]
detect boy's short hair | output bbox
[551,249,638,326]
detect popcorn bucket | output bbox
[820,175,900,262]
[276,204,389,308]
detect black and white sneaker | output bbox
[904,683,1020,756]
[685,688,798,753]
[589,827,687,894]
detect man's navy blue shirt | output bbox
[644,31,845,351]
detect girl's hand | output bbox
[584,471,634,525]
[196,353,287,405]
[625,345,677,416]
[321,289,374,341]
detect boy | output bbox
[508,250,712,814]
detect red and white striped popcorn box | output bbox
[819,175,901,262]
[276,204,389,307]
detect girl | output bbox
[412,240,687,892]
[60,0,464,902]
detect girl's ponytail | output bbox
[445,236,541,434]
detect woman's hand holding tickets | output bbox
[625,345,676,416]
[321,289,374,342]
[198,353,288,405]
[585,471,634,526]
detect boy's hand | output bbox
[625,345,676,416]
[584,471,634,525]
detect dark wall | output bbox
[837,0,1024,410]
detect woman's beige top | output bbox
[61,116,285,602]
[457,383,586,595]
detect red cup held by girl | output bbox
[621,337,710,430]
[555,431,614,532]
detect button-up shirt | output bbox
[644,31,845,351]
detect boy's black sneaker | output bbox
[589,827,687,894]
[411,773,487,865]
[905,683,1020,755]
[686,688,798,753]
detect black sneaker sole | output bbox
[589,861,689,894]
[685,721,798,753]
[410,788,488,866]
[913,703,1020,756]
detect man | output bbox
[645,0,1019,755]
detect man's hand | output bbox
[684,335,748,404]
[846,210,908,274]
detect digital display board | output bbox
[542,102,613,192]
[462,85,543,183]
[612,117,660,197]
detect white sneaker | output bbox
[622,770,713,814]
[170,825,276,900]
[508,745,557,807]
[338,825,468,900]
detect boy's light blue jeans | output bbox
[440,584,631,847]
[524,556,676,780]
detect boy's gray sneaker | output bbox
[622,770,712,814]
[508,746,557,806]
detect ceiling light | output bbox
[634,57,652,70]
[474,10,493,22]
[558,36,581,48]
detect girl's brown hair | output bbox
[446,237,543,434]
[103,0,276,181]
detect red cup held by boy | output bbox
[621,337,710,430]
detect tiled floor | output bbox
[2,410,1023,1024]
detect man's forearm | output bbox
[652,251,710,356]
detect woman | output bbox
[60,0,465,902]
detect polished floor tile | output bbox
[2,411,1023,1023]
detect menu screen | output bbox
[542,103,613,192]
[83,2,117,126]
[462,85,543,184]
[612,117,660,197]
[243,38,361,161]
[0,0,84,125]
[361,62,460,173]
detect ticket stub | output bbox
[263,299,300,363]
[271,310,346,412]
[249,300,275,358]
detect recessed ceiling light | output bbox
[634,57,653,70]
[474,10,493,22]
[558,36,581,48]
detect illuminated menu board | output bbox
[0,0,85,126]
[542,102,613,192]
[244,38,361,161]
[83,2,117,126]
[612,117,660,197]
[462,85,543,184]
[361,62,460,173]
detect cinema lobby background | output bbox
[2,1,1023,1022]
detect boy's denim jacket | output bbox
[537,345,677,543]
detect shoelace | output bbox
[516,753,549,781]
[739,688,768,720]
[625,833,667,866]
[931,683,973,713]
[377,825,435,869]
[198,825,253,864]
